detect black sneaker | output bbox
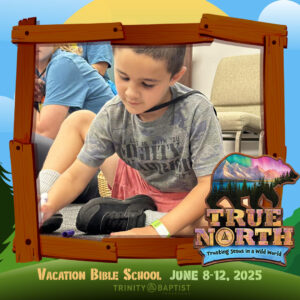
[40,213,63,234]
[76,194,157,234]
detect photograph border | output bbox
[9,14,287,263]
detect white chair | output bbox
[210,54,264,154]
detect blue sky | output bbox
[0,0,92,41]
[0,0,93,175]
[0,0,92,98]
[209,0,279,20]
[0,0,299,217]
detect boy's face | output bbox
[114,48,184,121]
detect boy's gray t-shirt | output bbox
[78,83,224,192]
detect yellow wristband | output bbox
[151,220,170,237]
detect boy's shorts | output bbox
[111,159,189,212]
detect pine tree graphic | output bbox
[0,163,14,259]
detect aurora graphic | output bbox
[207,154,299,209]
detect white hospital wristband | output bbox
[151,220,170,237]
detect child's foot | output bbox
[76,195,157,234]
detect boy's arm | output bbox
[41,159,99,223]
[111,175,211,236]
[160,175,211,235]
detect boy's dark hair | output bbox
[115,45,186,76]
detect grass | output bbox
[0,257,299,300]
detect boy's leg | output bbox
[37,110,120,233]
[37,110,96,232]
[42,110,96,173]
[37,110,119,201]
[39,109,119,189]
[99,152,120,188]
[37,110,96,197]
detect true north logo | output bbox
[194,153,299,266]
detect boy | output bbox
[39,45,224,236]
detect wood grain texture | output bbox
[12,22,214,45]
[18,17,37,26]
[264,35,286,159]
[40,236,117,262]
[13,18,36,143]
[263,35,286,206]
[14,44,35,143]
[13,16,287,46]
[9,141,40,262]
[10,16,288,263]
[12,23,124,43]
[111,24,214,45]
[102,237,194,258]
[177,243,203,266]
[199,14,287,47]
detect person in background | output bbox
[79,42,117,95]
[34,44,114,140]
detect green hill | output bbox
[284,207,300,226]
[247,207,300,276]
[0,259,299,300]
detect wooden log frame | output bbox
[10,14,287,264]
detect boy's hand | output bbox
[39,202,56,227]
[110,225,159,237]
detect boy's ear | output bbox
[169,66,187,86]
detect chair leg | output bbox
[234,131,242,152]
[258,131,264,156]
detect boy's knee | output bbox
[66,110,96,124]
[61,110,96,136]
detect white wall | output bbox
[191,40,263,156]
[191,39,263,99]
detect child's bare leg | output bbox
[39,109,120,195]
[42,110,96,173]
[100,153,120,187]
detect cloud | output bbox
[259,0,300,50]
[0,96,14,132]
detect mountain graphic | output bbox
[214,160,281,181]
